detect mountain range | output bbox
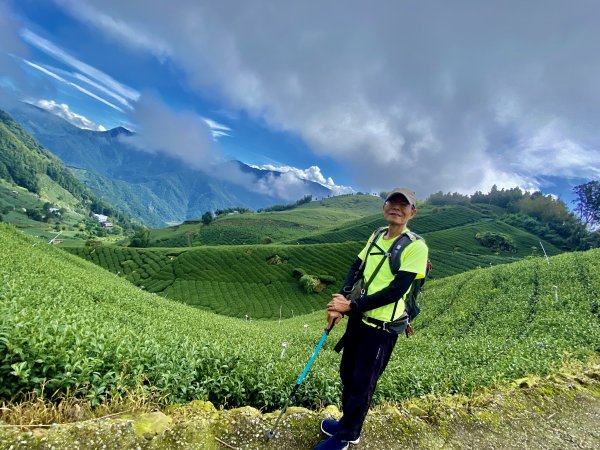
[0,108,134,234]
[8,103,332,227]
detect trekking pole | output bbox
[265,323,335,440]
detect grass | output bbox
[2,222,599,414]
[423,220,562,257]
[0,178,89,247]
[148,194,384,247]
[65,200,560,318]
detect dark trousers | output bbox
[336,316,398,442]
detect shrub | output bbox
[475,231,516,252]
[292,267,307,279]
[299,274,320,293]
[266,254,287,265]
[201,212,213,226]
[319,274,336,284]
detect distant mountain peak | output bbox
[104,126,133,138]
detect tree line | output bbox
[426,183,600,250]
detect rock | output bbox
[407,404,428,418]
[321,404,342,419]
[189,400,218,416]
[132,411,173,437]
[379,405,401,416]
[515,377,535,388]
[285,406,312,416]
[228,406,260,417]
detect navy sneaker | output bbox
[313,434,350,450]
[320,419,360,444]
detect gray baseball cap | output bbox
[385,187,416,207]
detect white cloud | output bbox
[72,72,133,109]
[55,1,600,196]
[32,99,106,131]
[123,92,219,170]
[20,28,139,105]
[517,121,600,178]
[0,2,32,106]
[253,171,311,201]
[22,59,125,112]
[54,0,171,60]
[202,117,231,140]
[253,164,353,195]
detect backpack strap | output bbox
[387,231,421,274]
[387,232,423,321]
[353,227,388,283]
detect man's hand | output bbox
[327,310,344,328]
[328,293,352,314]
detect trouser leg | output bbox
[337,319,398,442]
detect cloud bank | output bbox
[55,0,600,196]
[252,164,353,196]
[32,99,106,131]
[123,93,219,169]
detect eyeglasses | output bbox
[384,199,414,209]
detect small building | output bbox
[93,213,108,223]
[102,222,113,228]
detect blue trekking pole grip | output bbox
[266,323,335,440]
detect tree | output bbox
[201,211,213,225]
[573,181,600,229]
[129,227,150,248]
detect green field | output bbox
[2,223,599,411]
[67,242,362,318]
[64,201,557,316]
[148,194,384,247]
[66,237,525,318]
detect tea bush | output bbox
[3,223,599,412]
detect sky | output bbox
[1,0,599,204]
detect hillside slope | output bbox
[9,103,332,226]
[67,201,563,315]
[2,223,599,413]
[148,194,383,247]
[0,109,134,242]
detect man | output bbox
[314,188,429,450]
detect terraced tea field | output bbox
[149,194,383,247]
[66,201,558,315]
[2,223,599,412]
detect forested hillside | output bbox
[0,109,136,242]
[9,102,333,226]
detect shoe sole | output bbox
[320,422,360,445]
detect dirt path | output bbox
[432,392,600,450]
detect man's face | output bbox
[383,195,416,226]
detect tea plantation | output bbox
[2,223,599,412]
[148,194,384,247]
[66,241,526,318]
[65,201,560,317]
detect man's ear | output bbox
[410,208,417,218]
